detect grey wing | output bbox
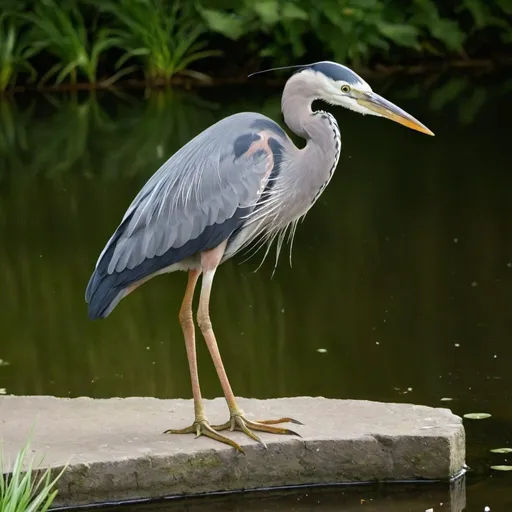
[85,112,282,319]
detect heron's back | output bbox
[86,112,291,319]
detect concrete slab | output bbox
[0,396,465,508]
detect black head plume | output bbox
[248,64,309,78]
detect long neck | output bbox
[281,74,315,139]
[281,74,340,153]
[278,74,341,218]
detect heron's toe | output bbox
[211,411,302,449]
[164,420,245,453]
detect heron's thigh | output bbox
[200,240,228,272]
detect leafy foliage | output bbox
[0,0,510,90]
[0,439,66,512]
[21,0,125,86]
[199,0,512,66]
[94,0,222,83]
[0,13,37,92]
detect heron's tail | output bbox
[85,269,127,319]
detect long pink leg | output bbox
[197,244,302,447]
[178,269,204,421]
[164,268,245,452]
[197,269,237,411]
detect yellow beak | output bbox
[357,92,434,136]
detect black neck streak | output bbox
[310,110,341,205]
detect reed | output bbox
[1,0,511,91]
[21,0,127,87]
[0,439,66,512]
[0,13,37,92]
[96,0,221,83]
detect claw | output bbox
[256,417,304,426]
[164,420,245,453]
[165,413,302,453]
[211,412,302,447]
[235,417,266,447]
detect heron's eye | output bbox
[341,84,351,93]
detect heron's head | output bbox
[254,61,434,136]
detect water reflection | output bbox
[0,73,512,507]
[97,478,467,512]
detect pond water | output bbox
[1,71,511,511]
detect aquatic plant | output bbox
[0,13,37,92]
[95,0,221,83]
[0,0,511,89]
[22,0,126,86]
[0,439,66,512]
[200,0,512,66]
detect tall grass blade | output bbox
[0,13,37,91]
[96,0,221,83]
[0,438,66,512]
[22,0,121,86]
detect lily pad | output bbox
[490,448,512,454]
[491,465,512,471]
[463,413,492,420]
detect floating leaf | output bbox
[491,465,512,471]
[490,448,512,454]
[464,413,492,420]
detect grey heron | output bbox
[86,61,433,453]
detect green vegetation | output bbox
[0,0,511,91]
[0,13,36,91]
[201,0,512,66]
[21,0,125,86]
[95,0,222,83]
[0,440,65,512]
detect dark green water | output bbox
[1,72,512,510]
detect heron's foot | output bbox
[211,410,303,449]
[164,420,245,453]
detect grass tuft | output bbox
[0,12,37,92]
[0,439,66,512]
[96,0,222,84]
[21,0,127,87]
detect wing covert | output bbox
[97,112,278,276]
